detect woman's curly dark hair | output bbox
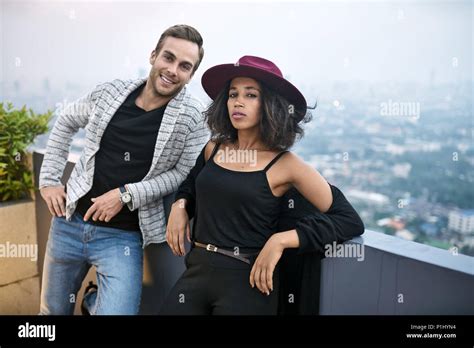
[205,80,313,151]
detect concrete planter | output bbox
[0,198,41,314]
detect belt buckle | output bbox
[206,244,218,252]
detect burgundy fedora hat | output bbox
[201,55,307,121]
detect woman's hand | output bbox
[166,199,191,256]
[250,230,300,295]
[249,233,286,295]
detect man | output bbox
[39,24,209,315]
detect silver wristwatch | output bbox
[119,186,132,205]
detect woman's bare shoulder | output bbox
[204,140,220,162]
[279,150,303,165]
[275,150,316,175]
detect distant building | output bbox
[346,190,390,205]
[462,235,474,248]
[377,216,406,230]
[420,222,439,236]
[448,209,474,234]
[392,163,412,178]
[395,229,416,241]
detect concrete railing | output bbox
[31,151,474,315]
[320,231,473,314]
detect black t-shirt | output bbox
[76,83,166,231]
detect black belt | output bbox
[193,242,255,265]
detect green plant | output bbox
[0,102,52,202]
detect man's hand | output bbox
[40,185,67,217]
[83,188,123,222]
[166,199,191,257]
[249,233,285,295]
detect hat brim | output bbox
[201,63,307,121]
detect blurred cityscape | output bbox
[295,79,473,257]
[2,76,473,257]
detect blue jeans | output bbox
[39,212,143,315]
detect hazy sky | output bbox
[1,0,472,101]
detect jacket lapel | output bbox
[95,78,147,144]
[143,86,187,180]
[91,78,187,179]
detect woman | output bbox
[160,56,364,315]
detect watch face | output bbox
[122,192,132,203]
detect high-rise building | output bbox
[448,209,474,234]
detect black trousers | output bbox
[159,247,279,315]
